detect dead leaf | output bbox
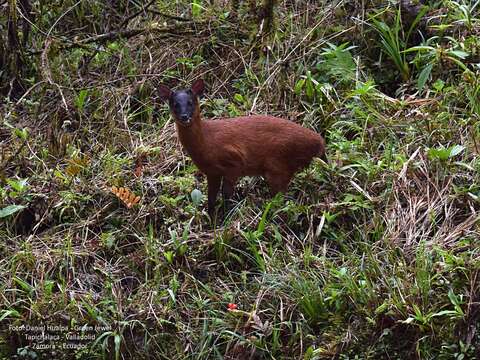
[111,186,141,208]
[134,153,147,177]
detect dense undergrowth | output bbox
[1,0,480,359]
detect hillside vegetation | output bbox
[1,0,480,359]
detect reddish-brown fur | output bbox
[158,80,326,217]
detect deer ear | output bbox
[191,79,205,97]
[157,84,172,102]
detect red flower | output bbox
[227,303,238,311]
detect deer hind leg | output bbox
[207,175,221,218]
[222,177,238,214]
[265,170,292,196]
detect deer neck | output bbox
[176,113,209,166]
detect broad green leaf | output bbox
[449,144,465,158]
[427,147,450,161]
[448,50,469,59]
[191,189,203,206]
[0,204,26,218]
[417,63,433,91]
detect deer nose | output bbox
[180,114,190,122]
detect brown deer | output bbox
[158,79,326,218]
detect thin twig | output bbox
[76,28,147,45]
[120,0,157,28]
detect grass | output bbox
[1,0,480,359]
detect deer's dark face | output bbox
[157,79,205,127]
[169,90,196,126]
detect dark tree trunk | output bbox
[259,0,276,35]
[5,0,26,98]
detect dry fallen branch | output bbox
[75,28,147,45]
[76,22,202,45]
[28,22,202,55]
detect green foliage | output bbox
[192,0,205,18]
[75,89,89,112]
[1,0,480,359]
[190,188,203,206]
[296,42,355,103]
[318,42,357,82]
[240,200,273,272]
[427,144,465,161]
[6,178,28,196]
[0,204,26,218]
[449,0,480,30]
[369,7,412,81]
